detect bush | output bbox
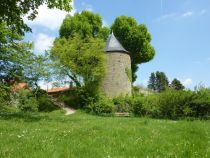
[156,90,193,119]
[189,88,210,118]
[0,83,11,109]
[37,97,59,112]
[57,88,85,109]
[113,96,133,113]
[132,96,146,116]
[87,96,114,115]
[33,89,59,112]
[16,89,38,112]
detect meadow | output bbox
[0,110,210,158]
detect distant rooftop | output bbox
[105,32,128,53]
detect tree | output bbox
[147,71,169,92]
[0,22,49,89]
[148,72,156,91]
[155,71,169,92]
[0,22,32,83]
[51,33,106,95]
[171,78,185,90]
[111,16,155,82]
[0,0,72,34]
[59,11,110,40]
[51,11,110,95]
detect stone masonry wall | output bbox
[101,52,132,98]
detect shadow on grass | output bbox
[0,112,50,122]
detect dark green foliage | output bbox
[189,88,210,118]
[148,72,156,90]
[58,88,84,109]
[147,71,169,92]
[16,89,38,112]
[156,90,193,119]
[155,71,169,92]
[171,78,185,90]
[37,97,58,112]
[35,89,58,112]
[112,16,155,82]
[0,0,72,34]
[0,83,10,104]
[131,97,146,116]
[86,95,114,115]
[113,96,133,113]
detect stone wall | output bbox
[101,52,132,98]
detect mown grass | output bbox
[0,110,210,158]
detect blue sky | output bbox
[24,0,210,89]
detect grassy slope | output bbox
[0,110,210,158]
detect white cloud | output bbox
[156,13,177,21]
[200,9,207,15]
[181,78,193,86]
[34,33,55,53]
[182,11,194,17]
[24,1,76,30]
[81,2,93,11]
[156,9,207,22]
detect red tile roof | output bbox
[12,83,29,91]
[47,87,70,93]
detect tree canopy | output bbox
[59,11,110,40]
[171,78,185,90]
[0,0,72,34]
[0,22,49,88]
[51,11,110,91]
[112,16,155,82]
[148,71,169,92]
[51,34,106,94]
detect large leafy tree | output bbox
[0,22,31,82]
[0,22,49,88]
[112,16,155,82]
[0,0,72,34]
[51,34,106,95]
[59,11,110,40]
[51,11,110,90]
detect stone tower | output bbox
[101,32,132,98]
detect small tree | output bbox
[171,78,185,90]
[147,71,169,92]
[148,72,156,91]
[155,71,169,92]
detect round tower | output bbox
[101,32,132,98]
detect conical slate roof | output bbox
[105,32,128,53]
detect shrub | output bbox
[113,96,133,113]
[34,89,59,112]
[189,88,210,118]
[0,83,11,109]
[141,94,160,117]
[132,96,146,116]
[37,96,59,112]
[156,90,193,119]
[17,89,38,112]
[86,95,114,115]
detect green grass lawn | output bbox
[0,110,210,158]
